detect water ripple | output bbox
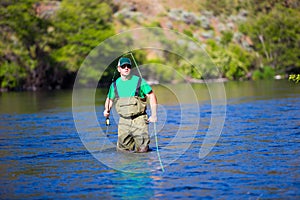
[0,96,300,199]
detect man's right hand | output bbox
[103,109,110,118]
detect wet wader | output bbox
[113,78,150,152]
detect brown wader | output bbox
[113,78,150,153]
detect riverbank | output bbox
[0,75,290,92]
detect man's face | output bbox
[118,64,131,77]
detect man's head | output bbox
[117,57,132,77]
[118,57,132,67]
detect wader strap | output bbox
[135,77,142,96]
[113,81,119,98]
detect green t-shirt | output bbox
[108,75,152,99]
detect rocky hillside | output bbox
[112,0,253,51]
[1,0,298,91]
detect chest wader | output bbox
[113,78,147,118]
[113,78,150,152]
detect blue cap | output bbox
[118,57,132,67]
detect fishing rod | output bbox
[104,66,117,127]
[128,51,165,172]
[102,72,114,151]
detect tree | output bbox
[0,0,51,90]
[206,40,254,80]
[50,0,115,72]
[239,4,300,74]
[0,0,115,90]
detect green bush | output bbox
[183,29,193,38]
[289,74,300,83]
[252,66,275,80]
[0,61,26,89]
[220,31,233,46]
[252,69,263,80]
[262,66,275,79]
[147,21,161,27]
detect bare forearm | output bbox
[149,93,157,117]
[105,98,113,111]
[103,98,113,117]
[147,92,157,122]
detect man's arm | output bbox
[146,91,157,122]
[103,97,113,118]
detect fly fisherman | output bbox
[103,57,158,153]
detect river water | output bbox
[0,80,299,199]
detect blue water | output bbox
[0,81,300,199]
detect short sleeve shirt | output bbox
[107,75,152,99]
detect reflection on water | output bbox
[0,80,300,199]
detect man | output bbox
[103,57,157,153]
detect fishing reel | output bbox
[105,117,110,126]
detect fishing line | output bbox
[100,118,110,152]
[111,68,118,83]
[154,122,165,172]
[129,51,165,172]
[128,52,143,79]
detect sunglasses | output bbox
[120,64,132,69]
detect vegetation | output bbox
[0,0,299,91]
[289,74,300,83]
[239,4,300,74]
[0,0,115,90]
